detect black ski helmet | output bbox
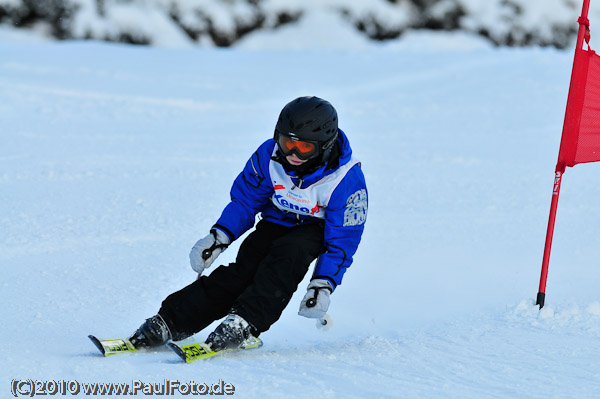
[274,96,339,164]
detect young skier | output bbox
[129,96,368,351]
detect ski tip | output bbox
[88,335,106,356]
[167,342,190,364]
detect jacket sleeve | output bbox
[312,164,368,289]
[213,140,275,241]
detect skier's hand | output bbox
[298,279,333,319]
[189,229,230,273]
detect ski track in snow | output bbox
[1,39,600,398]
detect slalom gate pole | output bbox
[536,0,591,309]
[536,167,564,308]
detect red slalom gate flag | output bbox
[558,28,600,167]
[536,0,600,308]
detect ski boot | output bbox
[205,314,257,352]
[128,314,172,349]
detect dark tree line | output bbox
[0,0,582,48]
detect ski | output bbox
[89,334,263,362]
[88,335,137,357]
[168,337,263,363]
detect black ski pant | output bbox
[158,220,324,341]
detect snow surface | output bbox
[2,30,600,398]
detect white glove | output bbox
[298,279,333,319]
[189,229,230,273]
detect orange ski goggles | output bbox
[277,134,319,160]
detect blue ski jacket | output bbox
[212,129,367,289]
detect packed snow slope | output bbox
[1,36,600,398]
